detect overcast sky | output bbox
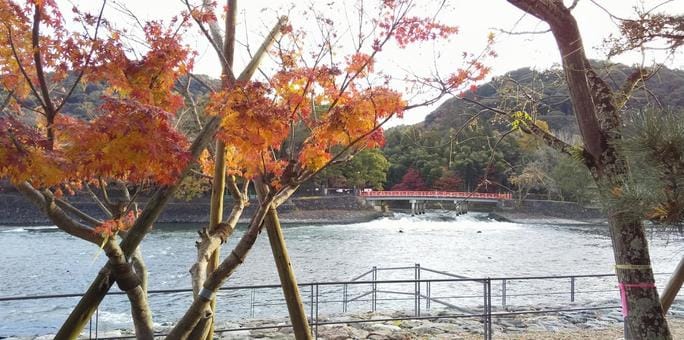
[68,0,684,126]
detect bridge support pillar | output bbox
[454,201,468,215]
[410,200,417,216]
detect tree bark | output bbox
[131,247,148,294]
[608,209,671,338]
[103,239,154,340]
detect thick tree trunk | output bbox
[55,17,285,338]
[608,210,671,338]
[131,247,148,294]
[661,256,684,313]
[264,207,312,339]
[103,240,154,340]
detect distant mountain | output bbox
[421,61,684,135]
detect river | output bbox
[0,212,682,336]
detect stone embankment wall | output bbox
[0,193,372,225]
[495,199,604,220]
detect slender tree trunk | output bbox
[204,139,227,336]
[131,247,148,294]
[661,256,684,313]
[166,197,274,339]
[203,0,238,336]
[188,202,244,337]
[264,206,312,339]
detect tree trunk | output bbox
[203,0,238,336]
[131,247,148,294]
[103,239,154,340]
[264,206,312,339]
[661,255,684,313]
[608,210,671,338]
[55,17,285,337]
[166,197,274,339]
[204,139,227,337]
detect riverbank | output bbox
[20,305,684,339]
[491,199,606,225]
[0,193,381,226]
[489,211,607,225]
[0,191,613,227]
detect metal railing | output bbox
[0,265,678,339]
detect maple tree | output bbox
[2,0,491,338]
[0,0,206,338]
[168,0,493,338]
[392,167,428,190]
[433,170,464,191]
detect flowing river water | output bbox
[0,212,682,336]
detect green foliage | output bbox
[314,149,389,190]
[620,110,684,225]
[383,123,519,192]
[549,155,595,204]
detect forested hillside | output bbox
[380,62,684,202]
[422,61,684,134]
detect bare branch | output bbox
[459,96,578,158]
[31,3,58,148]
[85,183,114,218]
[55,197,104,227]
[55,0,107,114]
[183,0,235,81]
[15,182,102,245]
[5,25,47,113]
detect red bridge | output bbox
[359,191,512,215]
[359,191,512,202]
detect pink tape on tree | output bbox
[618,282,657,317]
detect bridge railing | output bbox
[359,191,512,200]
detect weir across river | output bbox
[359,191,513,215]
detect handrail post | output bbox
[315,283,319,339]
[343,283,348,313]
[488,278,493,340]
[570,277,575,302]
[309,284,314,324]
[502,279,507,308]
[426,281,431,310]
[95,307,99,339]
[371,266,377,312]
[250,288,255,318]
[415,263,421,316]
[482,279,488,340]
